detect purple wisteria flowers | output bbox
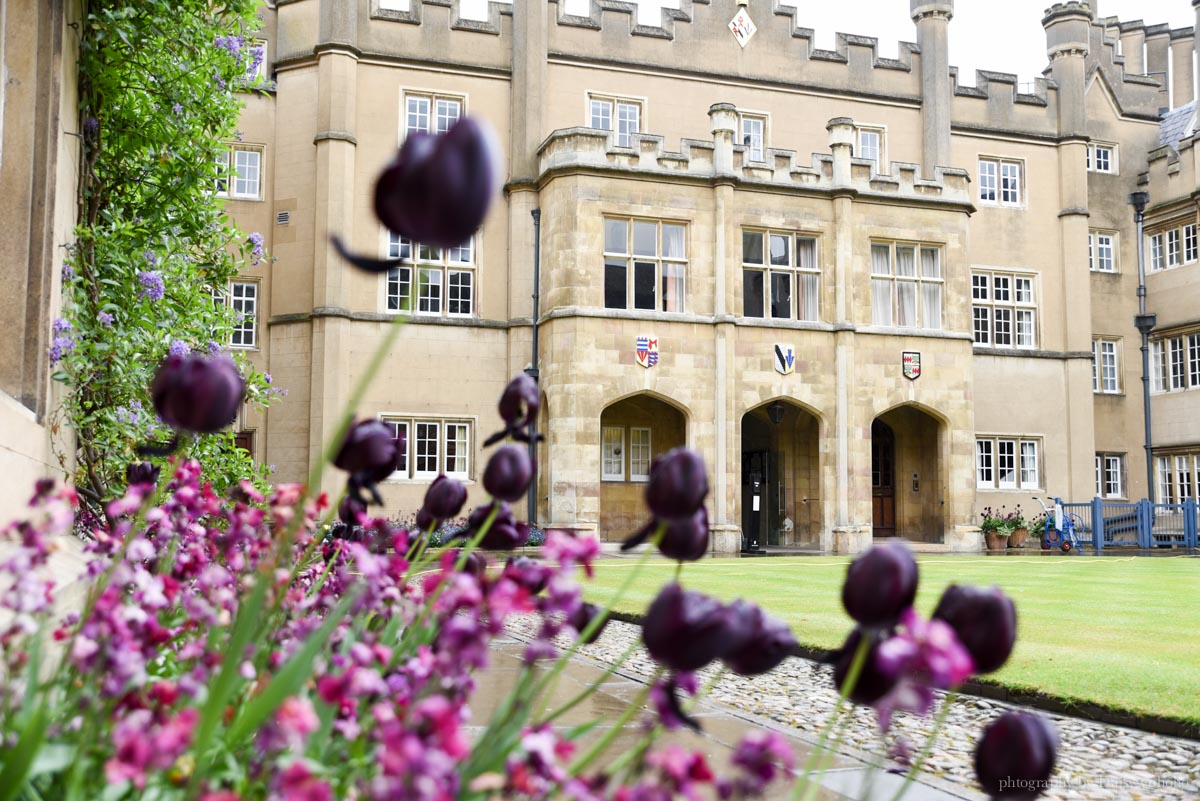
[137,270,165,301]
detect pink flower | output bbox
[872,608,974,730]
[543,530,600,577]
[273,762,332,801]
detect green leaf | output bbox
[27,744,74,778]
[0,702,50,801]
[225,587,362,745]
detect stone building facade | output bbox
[13,0,1194,552]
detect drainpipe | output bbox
[1129,191,1156,503]
[526,208,542,525]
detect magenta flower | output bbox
[274,762,333,801]
[872,608,974,730]
[718,731,796,799]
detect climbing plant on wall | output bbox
[54,0,277,509]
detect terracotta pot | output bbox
[984,532,1006,551]
[1008,527,1029,549]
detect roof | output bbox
[1159,101,1197,152]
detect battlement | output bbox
[536,117,973,210]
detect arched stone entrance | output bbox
[598,394,686,540]
[872,405,944,541]
[740,400,821,550]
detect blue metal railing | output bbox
[1060,498,1200,550]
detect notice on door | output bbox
[753,495,760,511]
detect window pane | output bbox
[979,160,997,202]
[796,237,816,270]
[973,306,991,344]
[233,150,260,197]
[769,234,789,266]
[447,238,473,264]
[871,244,891,275]
[633,261,656,310]
[604,260,627,309]
[1014,276,1033,304]
[770,271,792,319]
[1015,309,1035,347]
[388,232,412,260]
[871,278,892,325]
[386,267,412,312]
[1020,441,1039,488]
[896,281,917,327]
[920,247,940,278]
[418,267,442,313]
[435,99,461,134]
[415,422,439,476]
[993,308,1012,346]
[447,270,473,316]
[661,262,685,313]
[602,427,624,480]
[921,282,942,329]
[798,272,819,321]
[630,428,651,480]
[444,423,469,477]
[633,221,657,257]
[662,224,686,259]
[231,282,257,348]
[972,273,989,300]
[742,231,764,265]
[407,96,430,135]
[896,247,916,277]
[993,275,1010,302]
[742,116,764,161]
[590,99,612,131]
[616,102,639,147]
[387,420,408,475]
[976,440,994,487]
[419,244,442,262]
[605,219,628,254]
[998,440,1017,489]
[743,270,764,317]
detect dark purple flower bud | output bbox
[415,507,435,532]
[642,583,738,673]
[450,549,488,579]
[645,448,708,521]
[421,475,467,522]
[150,354,245,433]
[722,601,797,676]
[503,555,549,595]
[932,584,1017,675]
[334,420,400,483]
[498,373,539,429]
[831,628,899,706]
[375,117,502,249]
[567,602,609,645]
[339,494,367,525]
[658,507,711,562]
[483,445,533,503]
[974,712,1058,799]
[125,462,160,488]
[468,501,530,550]
[841,541,918,628]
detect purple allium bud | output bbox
[482,445,533,503]
[567,602,609,644]
[642,583,738,673]
[98,311,114,327]
[421,474,467,522]
[932,584,1017,675]
[645,448,709,521]
[841,541,918,628]
[334,420,400,483]
[125,462,160,488]
[468,501,529,550]
[831,628,898,705]
[722,600,797,676]
[498,373,539,429]
[150,353,245,433]
[974,712,1058,799]
[502,555,549,595]
[374,117,503,249]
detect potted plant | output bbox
[1026,512,1048,546]
[979,507,1010,551]
[1006,506,1029,549]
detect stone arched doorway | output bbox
[598,394,687,540]
[872,405,944,542]
[741,400,821,550]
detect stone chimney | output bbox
[911,0,953,180]
[1043,2,1092,138]
[708,103,738,176]
[1120,22,1146,74]
[1194,1,1200,107]
[1171,28,1195,108]
[826,117,856,186]
[1145,24,1171,108]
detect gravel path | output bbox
[505,617,1200,801]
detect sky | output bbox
[455,0,1197,87]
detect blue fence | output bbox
[1061,499,1199,550]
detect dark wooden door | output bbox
[872,420,895,537]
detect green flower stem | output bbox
[569,670,661,774]
[887,690,958,801]
[789,632,871,801]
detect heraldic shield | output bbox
[636,335,659,369]
[902,351,921,380]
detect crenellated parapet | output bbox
[536,112,973,211]
[368,0,513,33]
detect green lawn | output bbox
[584,554,1200,725]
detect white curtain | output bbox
[872,279,892,325]
[922,283,942,329]
[662,224,686,259]
[897,281,917,326]
[896,246,916,277]
[799,273,819,321]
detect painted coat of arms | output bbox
[636,336,659,369]
[774,343,795,376]
[902,351,921,380]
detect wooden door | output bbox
[872,421,895,537]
